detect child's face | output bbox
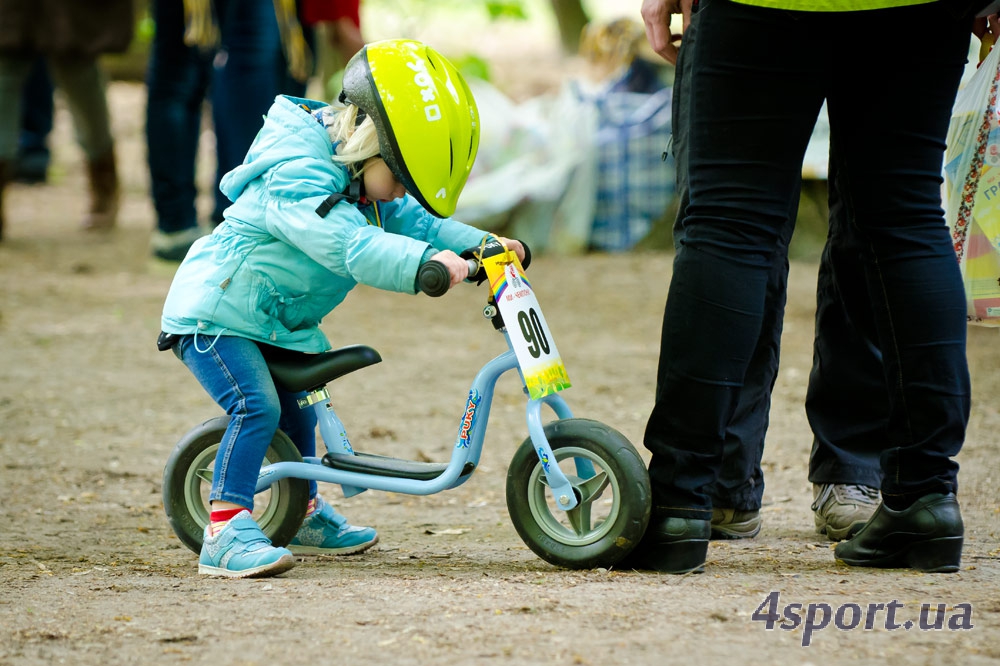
[363,158,407,203]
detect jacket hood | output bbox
[220,96,350,203]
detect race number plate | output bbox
[482,249,571,399]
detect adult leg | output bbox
[275,0,315,98]
[637,0,832,573]
[0,55,32,161]
[15,57,53,183]
[826,6,969,501]
[827,4,969,571]
[647,0,822,516]
[146,0,214,259]
[638,0,824,573]
[211,0,284,223]
[806,146,885,540]
[670,10,789,538]
[46,55,119,230]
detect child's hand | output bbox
[429,250,472,289]
[496,238,526,264]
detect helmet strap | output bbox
[352,176,366,202]
[314,178,365,218]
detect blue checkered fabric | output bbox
[588,84,675,251]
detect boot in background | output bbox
[82,148,119,231]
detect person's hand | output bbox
[973,13,998,63]
[495,237,526,264]
[428,250,471,289]
[973,13,999,41]
[640,0,694,65]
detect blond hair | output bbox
[321,104,381,178]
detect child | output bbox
[159,39,525,578]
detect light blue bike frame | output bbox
[255,328,585,511]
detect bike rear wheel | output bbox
[505,418,651,569]
[162,416,310,553]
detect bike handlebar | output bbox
[417,258,480,297]
[418,240,531,297]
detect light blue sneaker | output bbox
[198,510,296,578]
[288,496,378,555]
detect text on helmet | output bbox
[406,57,442,123]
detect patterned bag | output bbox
[944,42,1000,325]
[589,83,675,251]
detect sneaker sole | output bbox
[288,535,378,556]
[815,518,868,542]
[198,553,296,579]
[710,522,761,540]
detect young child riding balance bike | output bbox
[157,39,525,579]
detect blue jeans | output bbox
[645,0,971,520]
[18,58,53,161]
[209,0,285,222]
[173,334,318,508]
[146,0,284,233]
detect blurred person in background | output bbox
[278,0,366,98]
[0,0,133,241]
[148,0,359,262]
[147,0,293,262]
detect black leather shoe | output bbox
[617,516,710,574]
[834,493,963,573]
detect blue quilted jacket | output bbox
[161,95,488,352]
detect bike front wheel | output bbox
[161,415,310,554]
[505,418,651,569]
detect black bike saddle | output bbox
[261,344,382,393]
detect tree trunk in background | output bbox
[549,0,590,53]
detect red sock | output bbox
[209,508,245,536]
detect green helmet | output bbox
[341,39,480,218]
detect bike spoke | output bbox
[574,471,609,503]
[195,468,213,484]
[538,464,609,536]
[565,470,609,535]
[566,501,593,536]
[538,467,608,500]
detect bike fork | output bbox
[525,393,588,511]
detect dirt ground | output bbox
[2,81,999,666]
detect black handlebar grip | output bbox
[417,260,451,297]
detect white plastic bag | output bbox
[453,79,599,254]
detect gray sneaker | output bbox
[812,483,880,542]
[150,226,208,263]
[710,508,761,540]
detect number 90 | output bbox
[517,308,550,358]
